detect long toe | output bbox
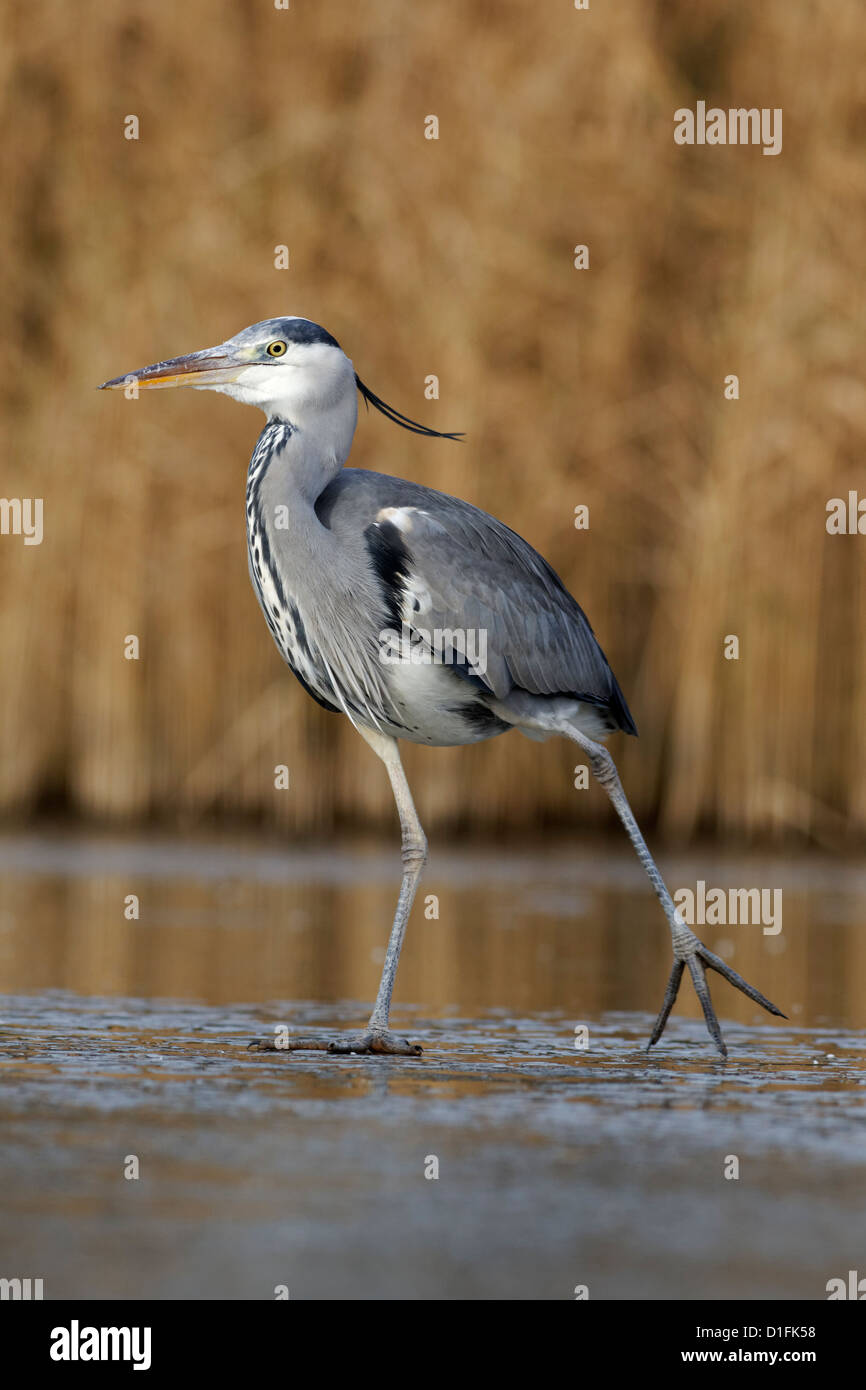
[696,945,787,1019]
[686,954,727,1057]
[248,1033,334,1053]
[646,940,785,1055]
[647,959,685,1050]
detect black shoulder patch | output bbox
[364,519,412,632]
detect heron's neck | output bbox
[254,389,357,503]
[250,427,341,508]
[247,424,349,527]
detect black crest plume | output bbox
[355,374,463,440]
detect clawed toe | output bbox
[648,940,786,1057]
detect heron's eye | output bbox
[266,341,287,357]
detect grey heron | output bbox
[99,316,784,1057]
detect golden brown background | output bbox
[1,0,864,844]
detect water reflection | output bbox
[0,831,862,1030]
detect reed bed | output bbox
[0,0,863,842]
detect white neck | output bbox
[224,348,359,498]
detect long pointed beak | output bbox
[98,346,244,391]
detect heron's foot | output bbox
[248,1027,422,1057]
[648,936,786,1058]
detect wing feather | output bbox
[315,470,637,735]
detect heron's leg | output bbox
[360,727,428,1032]
[250,728,424,1058]
[563,723,784,1056]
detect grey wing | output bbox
[318,471,637,735]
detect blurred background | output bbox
[1,0,864,848]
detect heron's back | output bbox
[313,468,637,740]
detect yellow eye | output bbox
[267,341,287,357]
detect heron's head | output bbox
[98,316,460,439]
